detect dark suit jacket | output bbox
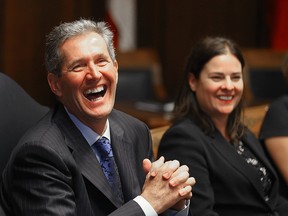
[0,104,154,216]
[158,118,288,216]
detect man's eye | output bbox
[97,59,109,67]
[71,65,85,72]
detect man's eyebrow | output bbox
[95,53,110,60]
[66,53,111,67]
[66,59,84,69]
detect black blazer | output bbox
[158,118,288,216]
[0,104,154,216]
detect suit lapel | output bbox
[72,142,123,207]
[53,105,123,208]
[109,111,142,203]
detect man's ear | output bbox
[114,60,119,84]
[47,73,62,97]
[188,73,197,92]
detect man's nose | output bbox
[87,64,101,79]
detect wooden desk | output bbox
[114,102,172,129]
[115,101,269,133]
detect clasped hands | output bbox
[141,156,196,214]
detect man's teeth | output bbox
[90,97,101,101]
[83,86,106,101]
[219,96,232,100]
[84,86,104,95]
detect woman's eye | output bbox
[232,75,241,81]
[211,76,222,81]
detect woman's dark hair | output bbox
[174,36,245,144]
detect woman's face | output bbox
[189,52,243,121]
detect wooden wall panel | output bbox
[137,0,267,100]
[0,0,268,106]
[0,0,5,70]
[1,0,105,107]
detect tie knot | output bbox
[94,137,113,158]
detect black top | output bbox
[260,95,288,139]
[259,94,288,199]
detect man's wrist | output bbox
[133,195,157,216]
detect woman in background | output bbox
[158,36,288,216]
[260,54,288,199]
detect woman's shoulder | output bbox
[162,117,207,145]
[168,117,202,133]
[263,94,288,121]
[260,94,288,138]
[158,117,208,156]
[269,94,288,110]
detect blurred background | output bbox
[1,0,288,128]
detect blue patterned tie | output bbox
[93,137,124,202]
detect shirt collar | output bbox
[64,107,111,147]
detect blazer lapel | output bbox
[209,130,268,202]
[241,132,279,207]
[53,105,122,208]
[242,132,277,178]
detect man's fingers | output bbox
[187,176,196,186]
[178,177,195,197]
[179,186,193,197]
[168,165,189,186]
[162,160,180,179]
[147,156,165,177]
[143,158,152,174]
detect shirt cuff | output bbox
[163,200,190,216]
[134,196,190,216]
[134,195,158,216]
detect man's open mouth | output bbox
[84,86,107,101]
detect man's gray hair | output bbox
[45,19,115,76]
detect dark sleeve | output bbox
[158,122,219,216]
[1,142,78,216]
[109,200,145,216]
[2,141,147,216]
[260,96,288,139]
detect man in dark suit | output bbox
[0,19,195,215]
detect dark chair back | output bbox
[0,205,5,216]
[0,72,49,175]
[116,67,155,102]
[248,68,288,102]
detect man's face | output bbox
[48,32,118,130]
